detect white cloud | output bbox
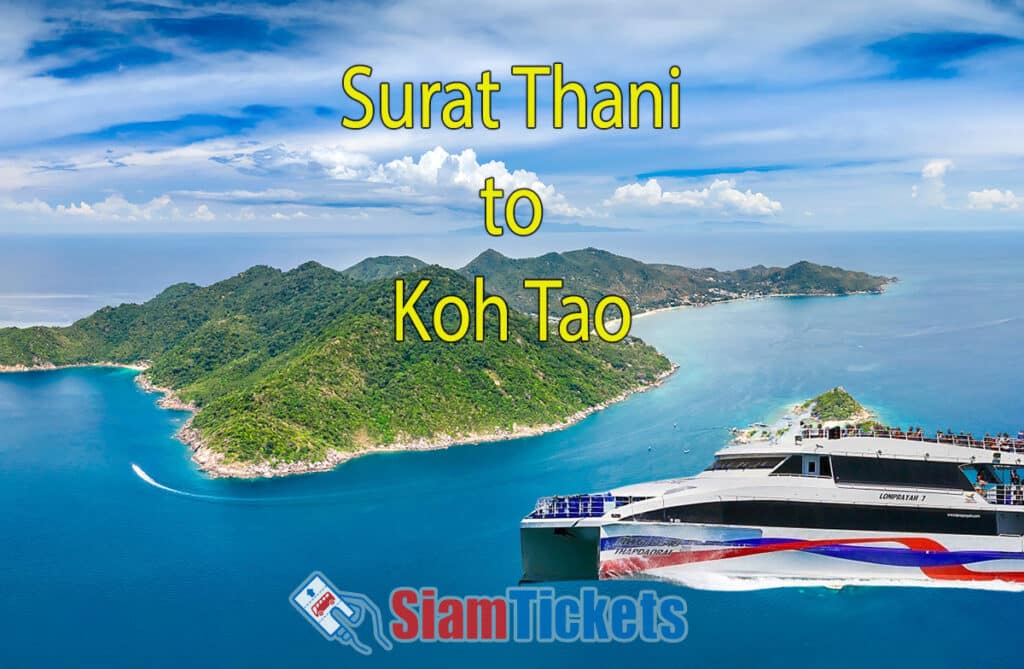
[4,2,1024,233]
[605,178,782,215]
[216,143,376,180]
[175,188,304,202]
[374,146,587,217]
[921,159,954,180]
[967,188,1021,211]
[49,194,174,220]
[204,143,589,217]
[190,204,216,221]
[1,193,176,222]
[56,201,95,216]
[607,179,666,206]
[912,158,954,206]
[0,197,53,214]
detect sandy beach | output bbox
[603,284,894,330]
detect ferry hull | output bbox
[597,523,1024,590]
[520,525,599,582]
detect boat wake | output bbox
[130,463,333,505]
[895,316,1019,340]
[131,463,253,503]
[131,463,181,494]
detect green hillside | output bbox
[0,261,672,470]
[0,248,892,474]
[458,248,892,315]
[808,387,867,421]
[342,255,428,281]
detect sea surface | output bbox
[2,230,1024,667]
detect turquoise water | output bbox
[2,232,1024,666]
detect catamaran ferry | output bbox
[520,424,1024,589]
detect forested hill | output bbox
[341,255,428,281]
[0,248,890,475]
[345,248,893,315]
[460,248,892,315]
[0,261,672,471]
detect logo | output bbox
[291,572,688,653]
[291,572,394,656]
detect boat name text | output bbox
[879,492,926,502]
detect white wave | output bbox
[895,317,1019,339]
[130,463,345,505]
[131,463,177,492]
[131,463,235,502]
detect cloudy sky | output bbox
[1,0,1023,233]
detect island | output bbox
[800,386,875,424]
[0,249,893,478]
[457,248,894,316]
[732,387,878,443]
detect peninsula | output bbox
[456,248,890,316]
[0,249,892,478]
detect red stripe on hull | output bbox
[599,535,1024,582]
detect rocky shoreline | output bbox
[134,373,198,413]
[0,361,148,373]
[0,351,680,480]
[730,393,878,445]
[0,357,678,479]
[178,364,679,479]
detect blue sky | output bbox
[1,0,1023,232]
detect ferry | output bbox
[520,424,1024,589]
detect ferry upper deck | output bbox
[525,423,1024,525]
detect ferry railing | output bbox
[528,494,651,519]
[982,485,1024,506]
[800,428,1024,454]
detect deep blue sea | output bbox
[2,230,1024,667]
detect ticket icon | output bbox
[290,571,392,656]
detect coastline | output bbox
[0,284,890,480]
[181,364,679,479]
[0,357,676,479]
[729,395,878,445]
[0,361,148,373]
[608,283,895,327]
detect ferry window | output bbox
[961,464,1000,486]
[832,456,973,491]
[771,455,804,475]
[629,500,998,535]
[771,455,833,478]
[707,456,785,471]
